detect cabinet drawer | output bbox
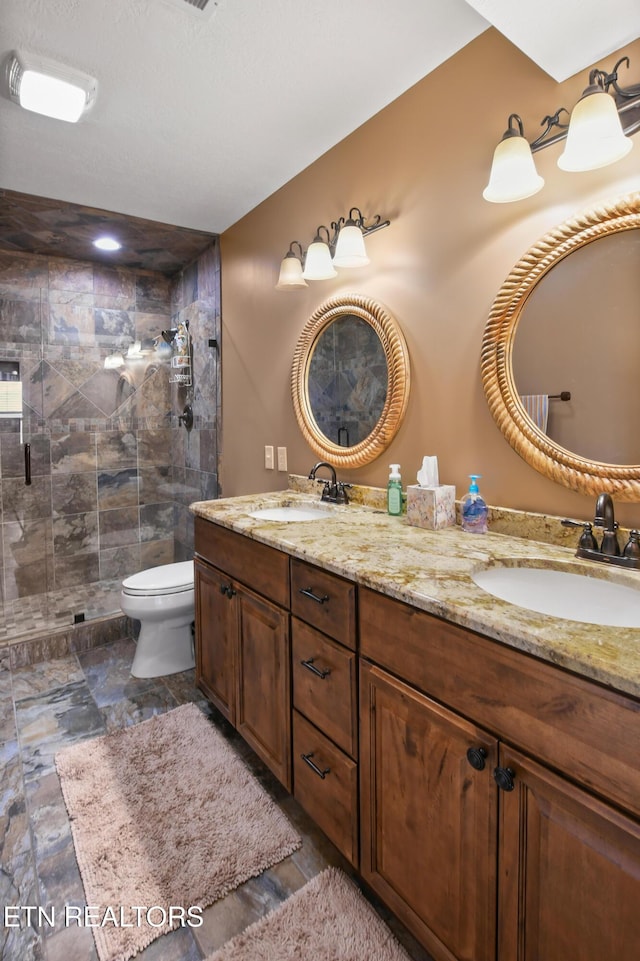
[293,710,358,866]
[290,558,356,649]
[292,618,357,758]
[360,586,640,820]
[195,516,289,607]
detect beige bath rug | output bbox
[55,702,301,961]
[206,867,412,961]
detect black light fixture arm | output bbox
[507,55,640,154]
[278,207,391,282]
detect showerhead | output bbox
[161,328,178,344]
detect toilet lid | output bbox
[122,560,194,596]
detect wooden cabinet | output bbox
[290,559,359,864]
[194,517,292,789]
[359,586,640,961]
[360,660,498,961]
[194,514,640,961]
[498,745,640,961]
[195,558,236,721]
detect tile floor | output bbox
[1,637,432,961]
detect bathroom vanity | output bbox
[191,488,640,961]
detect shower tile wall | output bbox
[0,241,221,602]
[171,241,221,561]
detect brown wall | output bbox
[220,28,640,527]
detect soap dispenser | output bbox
[461,475,488,534]
[387,464,403,516]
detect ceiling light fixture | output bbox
[276,208,390,290]
[7,50,98,123]
[93,236,122,251]
[484,56,639,204]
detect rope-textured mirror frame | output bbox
[481,190,640,500]
[292,294,410,469]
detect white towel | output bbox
[520,394,549,432]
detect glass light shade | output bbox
[558,89,633,172]
[275,254,307,289]
[302,241,337,280]
[483,135,544,203]
[332,224,370,267]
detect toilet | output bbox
[120,561,195,678]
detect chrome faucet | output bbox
[594,493,620,556]
[308,461,351,504]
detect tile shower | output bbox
[0,241,221,663]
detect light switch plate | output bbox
[277,446,287,471]
[264,445,274,469]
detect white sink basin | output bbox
[472,565,640,627]
[248,506,329,522]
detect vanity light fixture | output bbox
[484,56,639,203]
[275,208,390,290]
[276,242,308,289]
[302,226,338,281]
[7,50,98,123]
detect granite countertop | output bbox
[190,488,640,701]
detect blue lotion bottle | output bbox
[461,475,488,533]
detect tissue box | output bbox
[406,484,456,530]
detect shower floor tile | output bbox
[0,580,123,647]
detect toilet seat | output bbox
[122,560,194,597]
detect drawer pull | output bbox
[301,752,330,779]
[299,587,330,605]
[301,657,331,679]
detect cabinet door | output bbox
[360,661,497,961]
[236,586,291,790]
[498,745,640,961]
[194,559,237,723]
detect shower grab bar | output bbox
[24,442,31,486]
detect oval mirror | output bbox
[481,190,640,500]
[292,294,410,468]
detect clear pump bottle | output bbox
[461,474,488,533]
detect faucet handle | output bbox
[561,518,598,551]
[623,530,640,559]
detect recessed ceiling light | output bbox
[93,236,122,251]
[8,50,97,123]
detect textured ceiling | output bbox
[465,0,640,82]
[0,0,488,234]
[0,0,638,261]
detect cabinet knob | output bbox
[493,766,516,792]
[466,746,488,771]
[220,584,236,598]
